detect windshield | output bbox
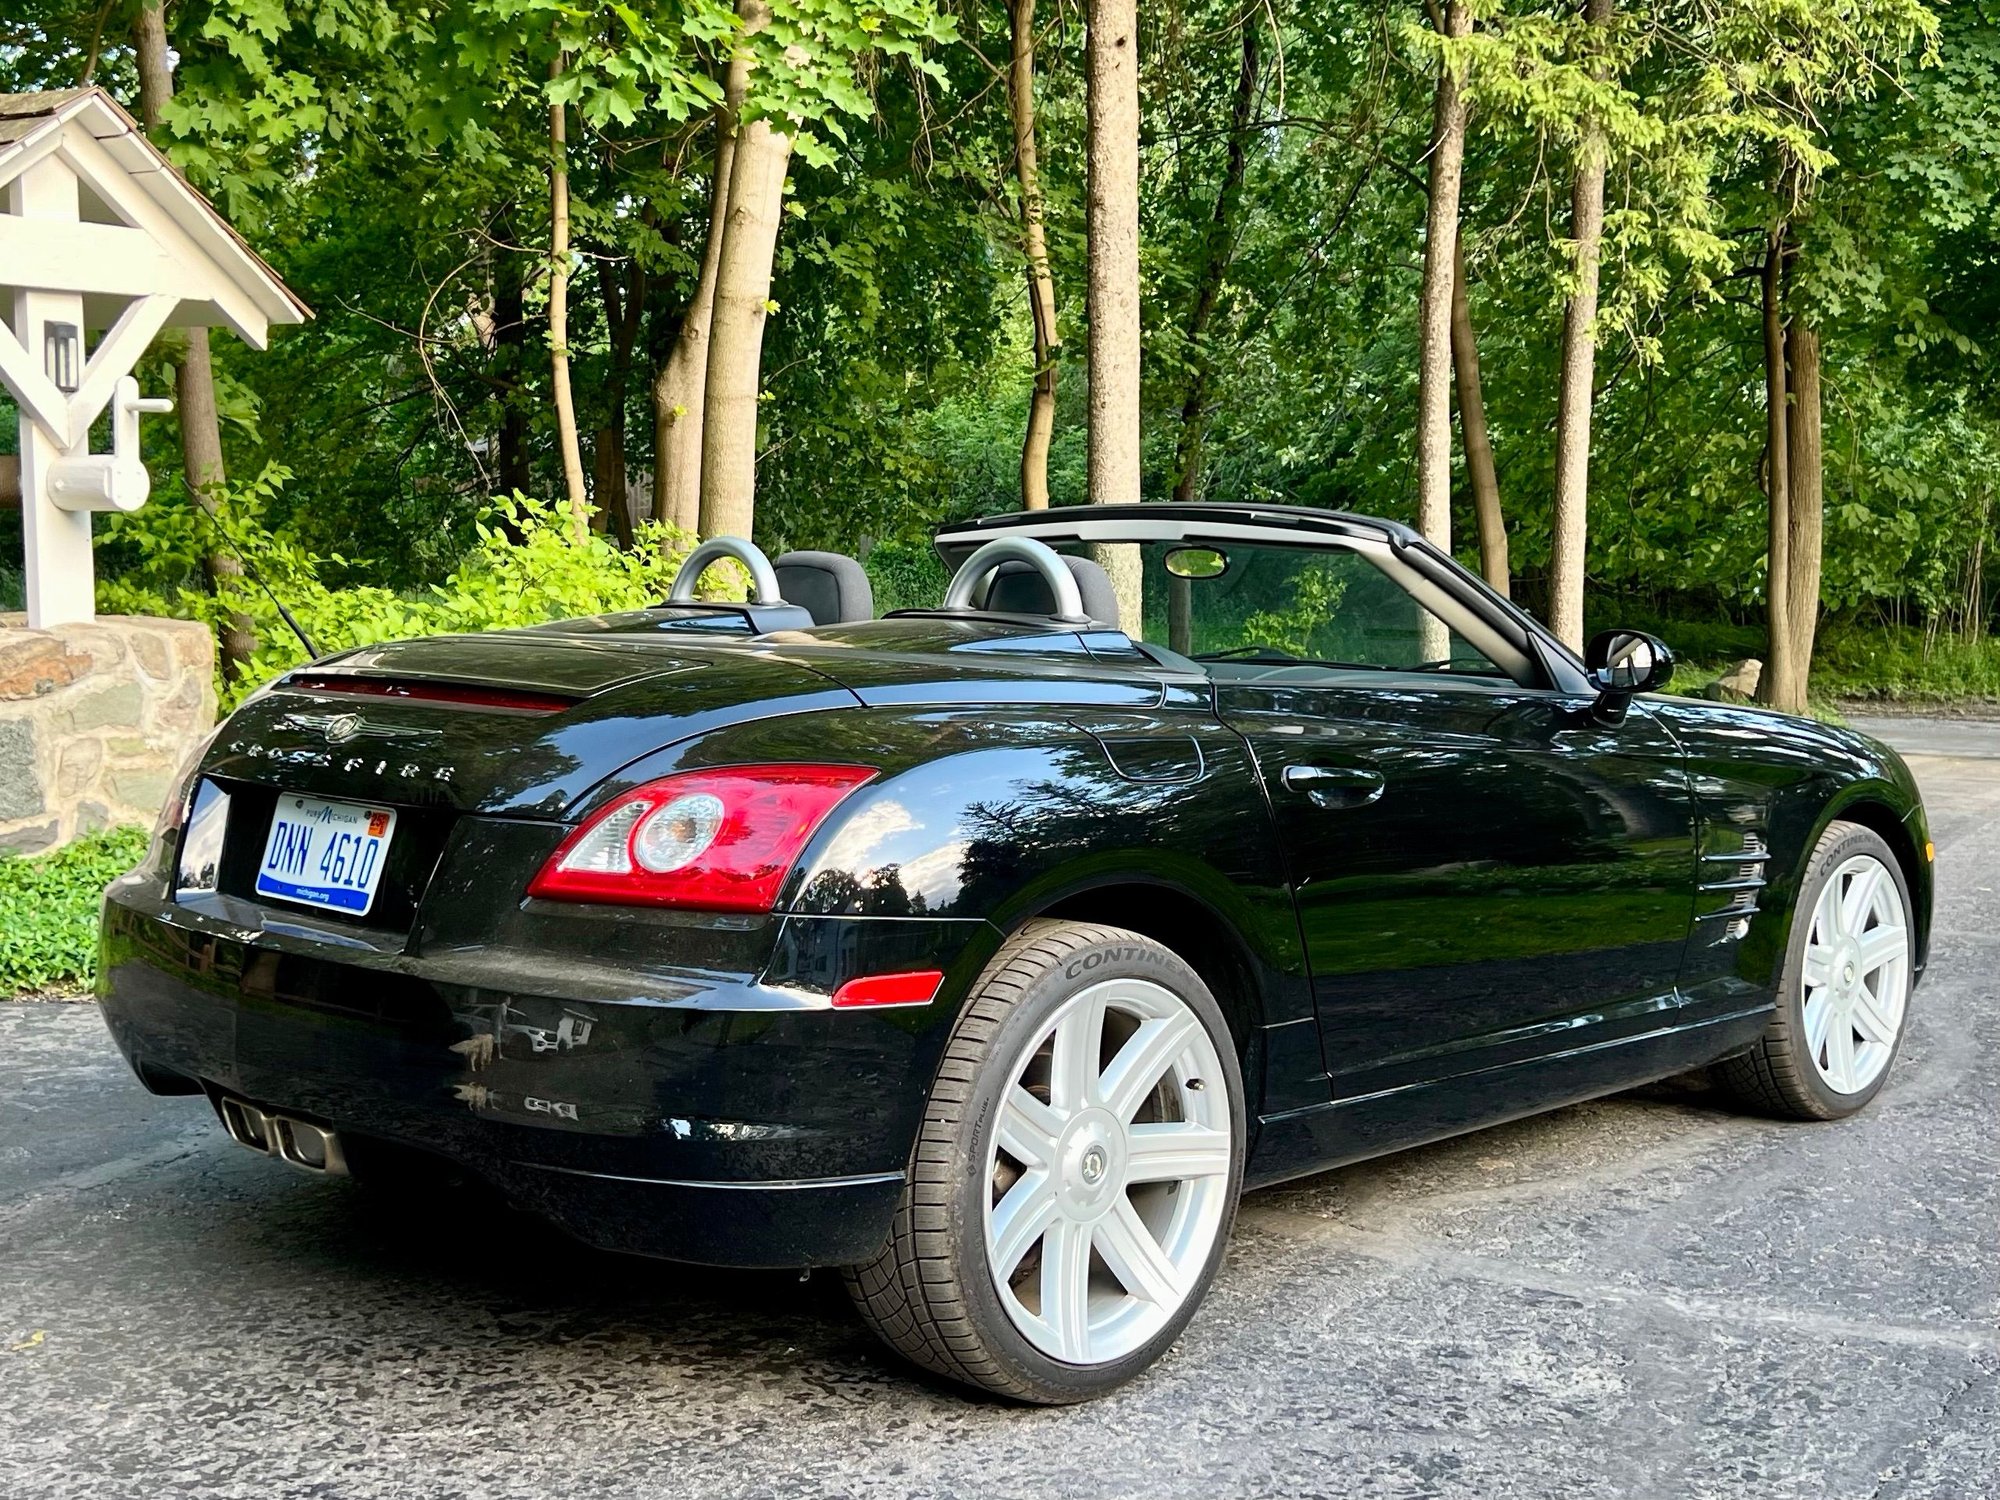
[1033,538,1505,679]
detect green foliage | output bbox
[73,0,969,593]
[1644,614,2000,705]
[1243,564,1351,660]
[1811,624,2000,701]
[0,828,150,997]
[8,0,2000,706]
[159,0,955,206]
[863,539,949,615]
[100,476,698,707]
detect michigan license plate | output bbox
[255,795,397,916]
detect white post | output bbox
[9,156,95,627]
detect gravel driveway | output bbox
[2,716,1994,1499]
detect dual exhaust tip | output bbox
[217,1096,349,1176]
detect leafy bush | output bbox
[100,472,699,707]
[1243,562,1350,659]
[863,538,950,614]
[0,827,150,997]
[1812,627,2000,703]
[1637,608,2000,707]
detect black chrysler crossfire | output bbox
[98,503,1933,1403]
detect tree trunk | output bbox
[133,1,172,125]
[1774,320,1823,714]
[135,0,255,674]
[1085,0,1142,508]
[1169,18,1260,509]
[1415,0,1471,661]
[1451,231,1507,597]
[650,155,733,535]
[1416,2,1471,555]
[1759,224,1795,712]
[493,213,531,504]
[1547,0,1612,652]
[592,425,634,547]
[1009,0,1060,510]
[174,331,256,669]
[652,5,756,537]
[547,55,589,541]
[1165,18,1260,652]
[1086,0,1144,631]
[699,114,792,543]
[594,257,642,548]
[1965,491,1990,644]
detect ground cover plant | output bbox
[0,828,150,997]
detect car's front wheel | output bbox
[845,919,1244,1403]
[1715,819,1916,1119]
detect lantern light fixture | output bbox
[43,322,80,394]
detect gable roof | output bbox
[0,86,311,343]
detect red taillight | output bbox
[527,764,876,911]
[831,971,945,1009]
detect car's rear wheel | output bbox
[1715,820,1915,1120]
[844,919,1244,1403]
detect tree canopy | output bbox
[3,0,1996,704]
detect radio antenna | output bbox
[188,499,321,659]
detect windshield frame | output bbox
[933,504,1586,694]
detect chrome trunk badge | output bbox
[278,710,441,745]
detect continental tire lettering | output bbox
[1064,945,1173,981]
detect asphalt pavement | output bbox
[1,716,1995,1499]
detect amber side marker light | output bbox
[830,971,946,1010]
[1926,841,1936,862]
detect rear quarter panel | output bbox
[606,700,1316,1110]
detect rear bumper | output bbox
[98,881,995,1267]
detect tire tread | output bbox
[842,919,1148,1399]
[1712,819,1909,1121]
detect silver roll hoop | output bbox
[669,536,783,605]
[942,536,1087,622]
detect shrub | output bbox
[0,827,150,997]
[863,538,949,615]
[100,472,700,707]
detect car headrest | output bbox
[773,551,874,626]
[982,555,1121,628]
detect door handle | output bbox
[1280,764,1386,808]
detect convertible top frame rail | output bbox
[935,502,1591,694]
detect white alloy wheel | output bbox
[1801,852,1912,1095]
[982,975,1234,1366]
[845,920,1244,1402]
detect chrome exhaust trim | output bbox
[215,1096,349,1177]
[269,1116,348,1175]
[218,1096,273,1150]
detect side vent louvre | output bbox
[1696,827,1768,944]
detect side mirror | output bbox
[1584,630,1675,713]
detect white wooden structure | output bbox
[0,88,308,626]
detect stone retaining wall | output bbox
[0,614,217,853]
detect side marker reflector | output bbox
[1926,840,1936,862]
[830,970,946,1010]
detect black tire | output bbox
[1714,820,1915,1120]
[843,919,1246,1404]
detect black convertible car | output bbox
[99,502,1931,1403]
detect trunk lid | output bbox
[206,632,859,818]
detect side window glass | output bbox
[1138,543,1503,678]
